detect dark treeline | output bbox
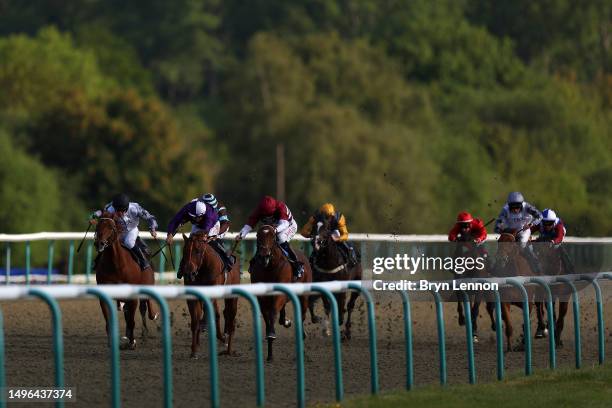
[0,0,610,235]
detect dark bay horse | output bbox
[181,232,240,358]
[94,212,157,350]
[249,225,312,361]
[493,233,540,351]
[535,242,570,347]
[309,220,361,340]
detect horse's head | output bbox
[181,231,209,281]
[496,232,518,268]
[94,212,121,252]
[256,225,277,267]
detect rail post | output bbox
[67,241,75,284]
[28,289,64,408]
[505,279,532,376]
[459,290,476,384]
[556,277,581,369]
[529,278,556,369]
[86,288,121,408]
[4,244,10,285]
[139,288,172,408]
[184,289,219,408]
[25,241,31,285]
[311,285,344,401]
[398,291,414,390]
[431,291,447,385]
[85,241,93,284]
[47,241,55,284]
[231,288,265,407]
[347,283,379,394]
[273,285,306,408]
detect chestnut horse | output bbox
[249,225,312,361]
[309,219,361,340]
[493,233,539,351]
[94,212,157,350]
[181,231,240,358]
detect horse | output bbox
[94,212,158,350]
[249,225,312,362]
[309,219,362,340]
[452,240,493,343]
[181,231,240,359]
[534,241,571,347]
[492,232,540,351]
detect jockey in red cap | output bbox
[448,212,487,244]
[237,195,304,280]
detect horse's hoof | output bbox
[117,302,125,312]
[150,313,159,321]
[128,340,137,350]
[219,350,241,357]
[119,336,130,350]
[190,353,199,360]
[282,319,292,328]
[535,328,548,339]
[556,339,564,349]
[266,332,277,340]
[473,335,479,344]
[458,315,465,326]
[311,316,322,324]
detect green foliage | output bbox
[26,89,215,224]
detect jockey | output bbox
[448,211,488,257]
[237,195,304,280]
[201,193,231,236]
[531,208,574,273]
[166,197,234,278]
[90,193,158,270]
[494,191,543,273]
[300,203,358,266]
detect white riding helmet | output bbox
[541,208,557,223]
[189,201,207,218]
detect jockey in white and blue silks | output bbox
[494,191,543,273]
[91,193,158,270]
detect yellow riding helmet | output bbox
[319,203,336,217]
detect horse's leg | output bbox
[300,294,308,340]
[501,304,513,352]
[308,295,321,324]
[187,299,202,359]
[139,300,148,339]
[471,299,481,342]
[343,290,359,340]
[535,302,547,339]
[555,300,569,348]
[99,300,111,347]
[123,300,137,350]
[221,297,238,355]
[279,304,291,328]
[213,300,224,342]
[457,295,466,326]
[486,302,496,331]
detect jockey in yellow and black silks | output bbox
[300,203,358,266]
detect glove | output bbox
[238,225,252,239]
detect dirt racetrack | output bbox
[4,282,612,407]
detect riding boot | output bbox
[344,242,359,266]
[279,242,304,281]
[210,240,235,272]
[130,245,151,271]
[522,245,542,275]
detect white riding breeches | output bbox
[121,227,139,249]
[276,219,298,244]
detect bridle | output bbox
[256,225,277,267]
[95,217,118,253]
[183,233,210,280]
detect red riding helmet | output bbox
[456,211,473,224]
[259,195,277,215]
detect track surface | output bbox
[4,282,612,407]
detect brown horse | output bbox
[309,219,361,340]
[493,232,539,351]
[534,242,570,347]
[181,231,240,359]
[94,212,157,350]
[249,225,312,362]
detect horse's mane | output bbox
[99,211,126,233]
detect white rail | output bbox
[0,232,610,243]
